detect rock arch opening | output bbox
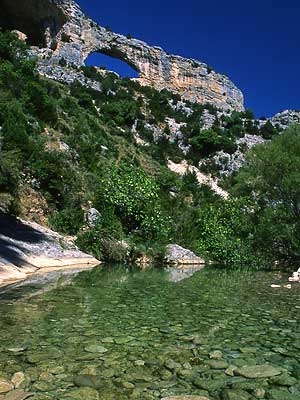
[85,52,139,79]
[0,0,67,48]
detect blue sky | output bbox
[77,0,300,117]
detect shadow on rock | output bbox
[0,212,49,269]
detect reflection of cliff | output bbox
[0,0,244,111]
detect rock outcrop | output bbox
[0,0,244,111]
[0,213,99,286]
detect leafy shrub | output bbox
[194,199,253,265]
[232,124,300,263]
[49,207,84,235]
[97,164,170,239]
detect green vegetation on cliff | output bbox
[0,30,298,266]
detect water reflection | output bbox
[167,264,205,282]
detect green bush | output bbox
[194,199,253,265]
[232,124,300,263]
[49,207,84,235]
[97,164,170,240]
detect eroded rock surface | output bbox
[0,213,99,286]
[0,0,244,111]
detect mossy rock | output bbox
[236,365,282,379]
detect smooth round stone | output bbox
[31,381,55,392]
[161,396,210,400]
[0,378,14,393]
[74,374,102,389]
[222,389,252,400]
[61,387,99,400]
[267,388,299,400]
[1,389,34,400]
[11,372,26,389]
[225,366,238,376]
[236,365,282,378]
[121,381,135,389]
[134,360,145,366]
[101,337,114,343]
[7,348,26,353]
[253,388,266,399]
[209,350,222,359]
[84,345,108,353]
[270,373,298,386]
[114,337,134,344]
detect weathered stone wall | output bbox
[0,0,245,111]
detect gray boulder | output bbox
[165,244,205,265]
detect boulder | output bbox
[165,244,205,265]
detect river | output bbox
[0,265,299,399]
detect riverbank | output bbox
[0,213,99,287]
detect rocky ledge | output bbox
[1,0,244,111]
[0,213,99,286]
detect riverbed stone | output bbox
[267,388,299,400]
[222,389,252,400]
[11,373,26,389]
[236,365,282,378]
[84,345,108,353]
[0,378,14,394]
[253,388,266,398]
[161,397,210,400]
[269,373,297,386]
[101,337,114,344]
[61,387,99,400]
[0,389,34,400]
[165,244,205,265]
[209,350,223,359]
[74,374,102,389]
[225,366,238,376]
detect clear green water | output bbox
[0,266,299,400]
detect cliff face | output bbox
[0,0,245,111]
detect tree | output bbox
[232,124,300,262]
[97,164,170,239]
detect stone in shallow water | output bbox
[7,348,26,354]
[209,350,223,359]
[0,379,13,394]
[270,373,297,386]
[161,397,210,400]
[84,345,108,353]
[236,365,282,378]
[11,373,26,389]
[74,374,102,389]
[61,387,99,400]
[101,337,114,344]
[0,389,33,400]
[222,389,252,400]
[114,336,134,344]
[267,388,299,400]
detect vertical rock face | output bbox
[0,0,245,111]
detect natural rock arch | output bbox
[85,51,139,78]
[0,0,245,112]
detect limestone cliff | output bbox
[0,0,244,111]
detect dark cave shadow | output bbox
[0,212,49,269]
